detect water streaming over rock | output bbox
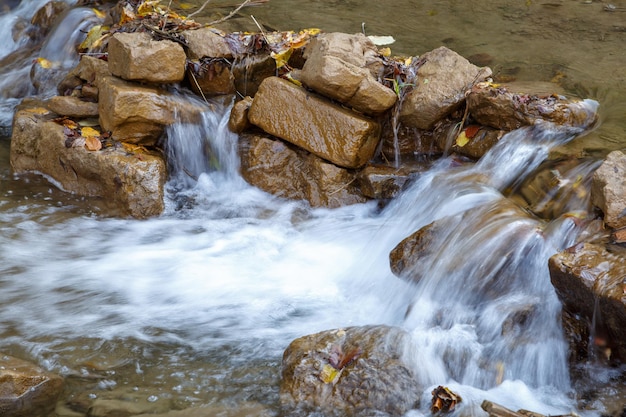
[0,2,618,416]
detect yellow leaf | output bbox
[284,72,302,87]
[404,57,412,66]
[36,57,53,69]
[25,107,50,115]
[91,8,106,19]
[320,364,341,384]
[379,47,391,57]
[81,126,100,138]
[455,131,470,147]
[271,48,293,69]
[79,25,109,51]
[85,136,102,151]
[122,142,148,154]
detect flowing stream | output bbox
[1,1,625,416]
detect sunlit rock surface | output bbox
[591,150,626,229]
[107,32,186,83]
[239,132,367,208]
[248,76,381,169]
[0,354,64,417]
[47,95,98,118]
[549,243,626,364]
[280,325,420,417]
[399,46,491,130]
[181,27,233,60]
[10,106,166,218]
[300,32,397,115]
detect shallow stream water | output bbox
[1,1,625,416]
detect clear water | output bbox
[1,1,625,416]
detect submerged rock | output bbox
[280,325,420,417]
[549,243,626,364]
[239,132,367,208]
[0,354,64,417]
[10,106,166,218]
[399,46,492,130]
[248,76,381,169]
[591,150,626,229]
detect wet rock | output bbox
[29,1,69,40]
[389,221,439,280]
[434,123,505,160]
[380,121,442,162]
[0,354,64,417]
[231,53,277,97]
[181,27,233,60]
[280,325,420,417]
[11,106,166,218]
[239,132,367,208]
[187,58,235,97]
[549,243,626,363]
[87,397,170,417]
[357,164,425,199]
[591,150,626,229]
[248,76,381,169]
[228,96,253,133]
[300,32,397,115]
[47,95,99,118]
[107,32,186,84]
[466,82,599,131]
[98,75,204,145]
[399,47,492,130]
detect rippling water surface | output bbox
[1,1,625,416]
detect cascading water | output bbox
[0,1,618,416]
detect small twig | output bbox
[161,0,173,29]
[329,178,357,195]
[249,14,269,44]
[188,68,210,105]
[208,0,254,26]
[187,0,211,19]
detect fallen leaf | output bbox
[84,136,102,151]
[320,364,341,384]
[455,131,470,147]
[81,126,100,138]
[368,35,395,46]
[464,125,480,139]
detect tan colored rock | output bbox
[281,325,421,417]
[181,27,233,60]
[0,354,64,417]
[228,96,253,133]
[549,243,626,363]
[98,75,203,145]
[357,164,425,199]
[57,55,110,98]
[239,132,367,208]
[466,82,599,131]
[11,107,166,218]
[47,95,98,118]
[248,77,381,169]
[399,47,492,130]
[107,32,186,83]
[591,150,626,229]
[187,59,235,97]
[300,33,396,115]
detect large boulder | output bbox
[300,32,397,115]
[399,47,492,130]
[187,58,235,97]
[248,76,381,169]
[280,325,420,417]
[98,75,204,145]
[181,27,233,60]
[239,132,367,208]
[0,354,64,417]
[591,150,626,229]
[10,106,166,218]
[107,32,186,84]
[549,243,626,364]
[466,82,599,131]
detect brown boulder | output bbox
[231,53,277,97]
[300,33,396,115]
[0,354,64,417]
[10,107,166,218]
[466,82,599,131]
[57,55,110,98]
[181,27,233,60]
[433,123,505,160]
[380,122,442,163]
[399,47,492,130]
[280,325,420,417]
[187,59,235,97]
[591,150,626,229]
[549,243,626,363]
[98,75,204,145]
[239,132,367,208]
[107,32,186,84]
[248,77,381,169]
[357,164,426,199]
[47,95,99,118]
[228,96,253,133]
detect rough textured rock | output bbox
[239,133,367,208]
[228,96,253,133]
[280,325,420,417]
[591,150,626,229]
[29,1,69,40]
[47,95,99,118]
[98,75,203,145]
[248,77,381,169]
[357,164,425,199]
[182,27,233,60]
[57,55,111,99]
[399,47,492,130]
[231,53,277,97]
[433,123,505,159]
[466,82,599,131]
[300,33,396,115]
[187,59,235,97]
[107,32,186,83]
[549,243,626,364]
[380,122,442,162]
[10,106,166,218]
[0,354,64,417]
